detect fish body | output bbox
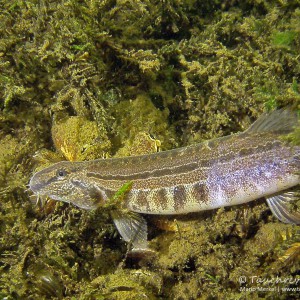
[29,109,300,250]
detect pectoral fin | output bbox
[111,210,149,252]
[266,191,300,224]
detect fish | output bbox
[29,109,300,252]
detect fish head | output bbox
[29,161,103,210]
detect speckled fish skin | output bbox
[29,109,300,219]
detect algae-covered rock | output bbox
[81,270,162,300]
[112,94,177,155]
[115,131,161,157]
[51,116,111,161]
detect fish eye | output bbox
[56,169,67,178]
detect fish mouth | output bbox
[29,176,45,194]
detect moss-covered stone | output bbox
[112,94,177,155]
[51,116,111,161]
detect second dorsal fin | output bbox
[246,108,298,134]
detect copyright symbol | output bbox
[239,276,247,284]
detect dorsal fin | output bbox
[246,108,298,134]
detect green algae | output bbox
[271,31,297,49]
[1,0,300,299]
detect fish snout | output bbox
[29,174,44,194]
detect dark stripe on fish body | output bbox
[192,182,209,205]
[156,188,170,211]
[86,138,283,184]
[132,190,151,212]
[173,185,187,211]
[86,161,199,181]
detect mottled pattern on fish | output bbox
[83,132,299,214]
[29,109,300,223]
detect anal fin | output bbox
[266,190,300,224]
